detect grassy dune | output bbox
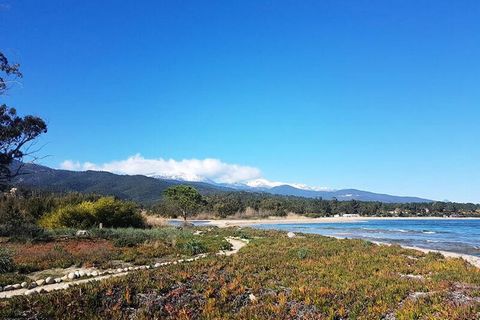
[1,227,480,319]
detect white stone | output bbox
[116,268,123,273]
[45,277,55,284]
[78,271,86,277]
[74,271,80,277]
[67,272,76,280]
[12,283,22,289]
[76,230,89,236]
[29,282,37,289]
[35,279,45,286]
[21,282,28,288]
[154,263,161,268]
[4,285,12,291]
[91,271,98,277]
[287,232,296,238]
[54,278,62,283]
[249,293,257,302]
[24,289,36,296]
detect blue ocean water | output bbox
[254,219,480,256]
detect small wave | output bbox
[426,240,441,243]
[422,230,436,234]
[396,229,409,233]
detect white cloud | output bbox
[60,154,262,184]
[59,154,332,191]
[60,160,82,171]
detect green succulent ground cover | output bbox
[0,226,231,285]
[2,227,480,319]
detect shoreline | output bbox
[176,216,480,269]
[187,215,480,228]
[375,241,480,268]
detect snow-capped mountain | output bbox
[13,162,432,204]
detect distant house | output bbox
[342,214,360,218]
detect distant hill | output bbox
[266,185,431,203]
[11,162,432,205]
[12,162,233,205]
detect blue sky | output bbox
[1,0,479,202]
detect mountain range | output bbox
[11,162,432,205]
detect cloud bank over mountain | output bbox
[59,154,330,191]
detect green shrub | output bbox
[111,232,150,247]
[39,197,145,229]
[183,239,207,255]
[0,273,28,287]
[0,248,15,273]
[221,240,233,251]
[297,248,309,259]
[0,197,46,240]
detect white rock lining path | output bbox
[0,237,248,299]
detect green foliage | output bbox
[0,195,46,240]
[0,273,28,287]
[0,51,47,186]
[296,248,309,259]
[100,229,152,247]
[39,197,144,229]
[0,191,105,239]
[163,185,204,220]
[182,239,207,255]
[199,192,480,218]
[221,240,233,251]
[0,248,15,273]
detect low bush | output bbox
[0,248,15,273]
[0,273,28,287]
[0,197,46,240]
[297,248,309,259]
[182,239,207,255]
[221,240,233,251]
[39,197,145,229]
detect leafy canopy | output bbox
[0,51,47,186]
[163,185,203,220]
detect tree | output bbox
[163,185,204,222]
[0,51,47,188]
[0,52,22,95]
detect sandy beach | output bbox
[189,215,480,228]
[180,215,480,268]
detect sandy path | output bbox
[218,237,248,256]
[0,237,248,299]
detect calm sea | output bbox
[254,219,480,256]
